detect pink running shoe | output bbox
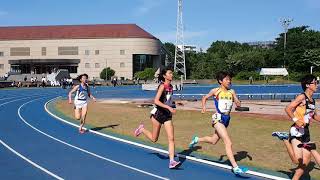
[79,129,85,134]
[134,124,144,137]
[169,160,181,169]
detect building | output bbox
[177,44,197,53]
[0,24,166,80]
[183,45,197,52]
[246,41,275,49]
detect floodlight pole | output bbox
[280,18,293,68]
[174,0,186,80]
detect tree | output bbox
[207,41,252,59]
[263,49,283,68]
[134,68,156,80]
[226,50,265,74]
[188,52,220,79]
[163,42,176,67]
[159,26,320,80]
[301,49,320,71]
[274,26,320,71]
[163,42,175,57]
[100,67,115,80]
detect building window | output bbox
[10,47,30,56]
[85,50,90,55]
[0,52,4,56]
[120,50,125,55]
[41,47,46,56]
[133,54,154,75]
[0,64,3,70]
[95,63,100,68]
[95,50,99,55]
[69,66,78,73]
[58,46,78,55]
[85,63,90,68]
[120,62,125,68]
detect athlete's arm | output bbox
[312,112,320,122]
[202,88,218,113]
[87,86,96,102]
[285,94,305,120]
[231,90,241,107]
[154,84,175,114]
[90,95,96,102]
[68,85,79,104]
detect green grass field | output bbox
[54,100,320,179]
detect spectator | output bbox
[249,76,253,84]
[69,78,73,88]
[62,78,67,89]
[41,76,46,88]
[4,73,8,81]
[11,81,16,87]
[112,77,117,87]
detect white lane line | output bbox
[0,95,49,108]
[0,97,64,180]
[45,96,289,180]
[0,139,64,180]
[0,96,22,101]
[19,98,169,180]
[0,92,60,103]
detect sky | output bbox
[0,0,319,50]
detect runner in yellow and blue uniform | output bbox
[212,88,234,127]
[189,71,248,175]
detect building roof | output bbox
[0,24,157,41]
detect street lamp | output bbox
[280,18,293,68]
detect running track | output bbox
[0,87,288,180]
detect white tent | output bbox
[259,68,288,76]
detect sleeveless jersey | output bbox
[75,84,90,101]
[293,93,315,124]
[214,88,234,113]
[157,83,174,109]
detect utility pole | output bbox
[280,18,293,68]
[174,0,186,80]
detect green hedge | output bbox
[288,72,309,82]
[134,68,156,80]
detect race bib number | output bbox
[150,107,157,115]
[166,94,171,101]
[218,99,233,113]
[290,126,304,137]
[212,113,221,124]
